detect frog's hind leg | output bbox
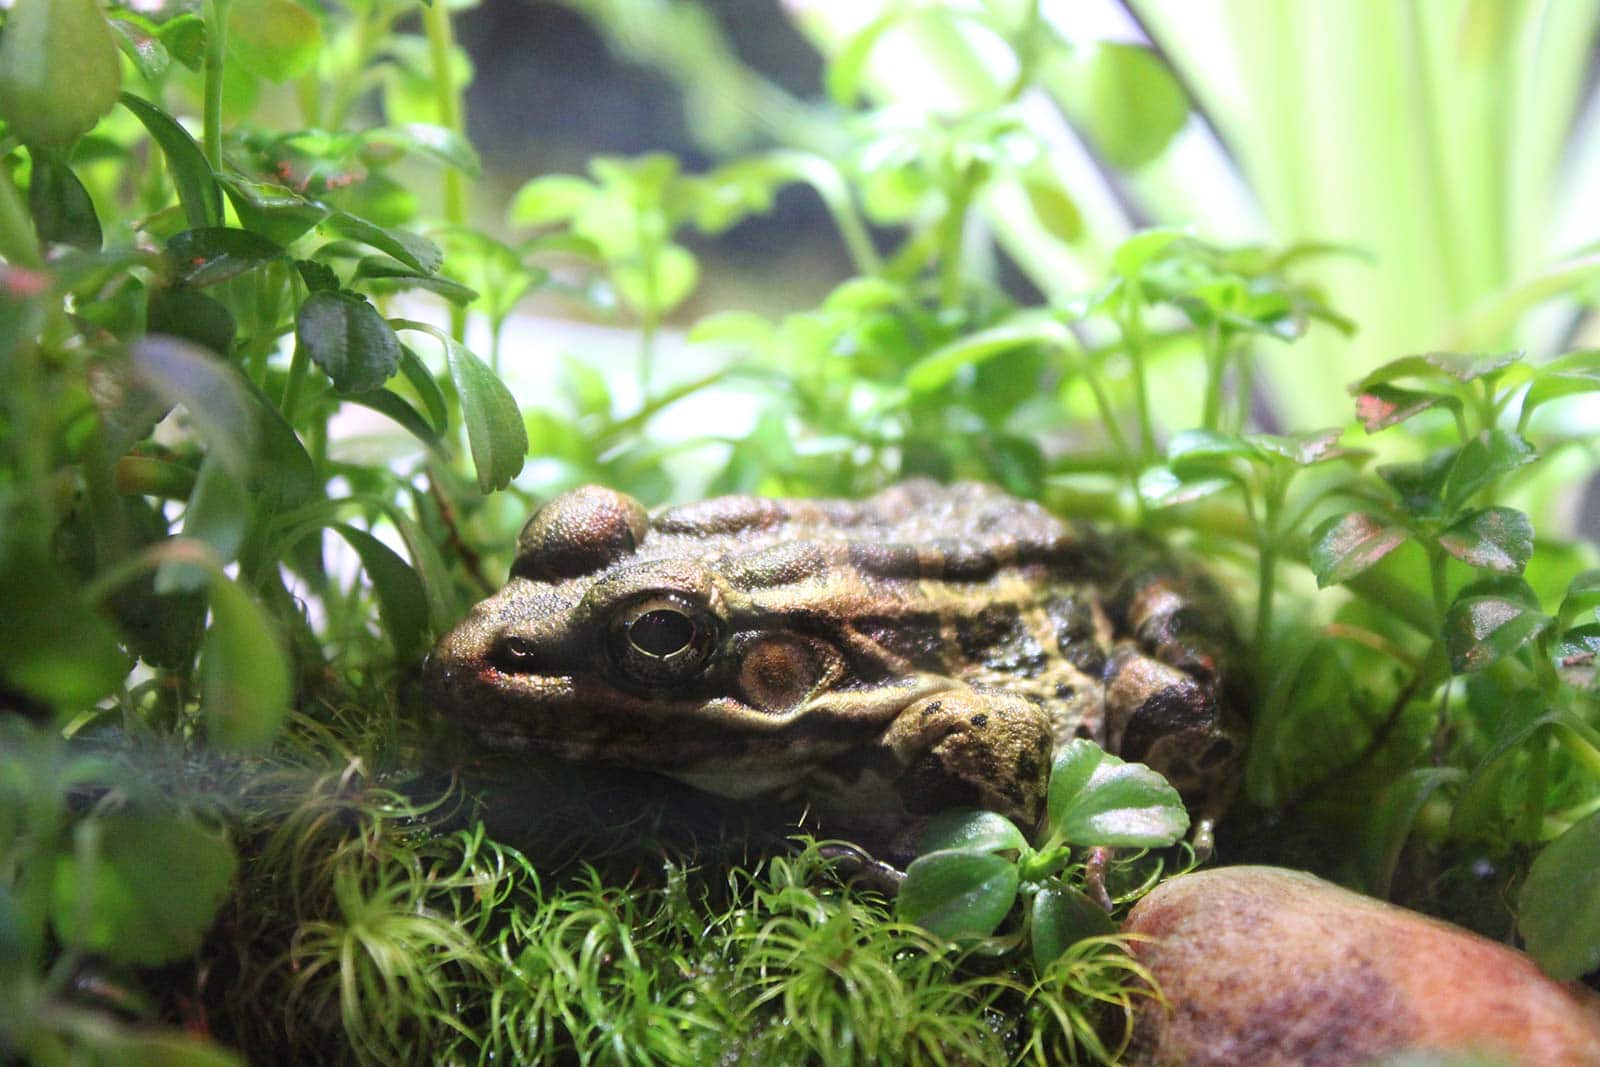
[1102,558,1245,858]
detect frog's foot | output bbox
[876,685,1054,831]
[1103,648,1233,792]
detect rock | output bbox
[1122,865,1600,1066]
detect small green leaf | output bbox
[1354,350,1522,390]
[1136,466,1233,509]
[345,387,442,446]
[147,287,237,355]
[156,14,206,70]
[220,177,328,245]
[158,455,250,594]
[128,336,257,481]
[1111,228,1185,278]
[1518,810,1600,980]
[612,242,698,317]
[509,174,594,227]
[396,322,526,493]
[823,276,905,313]
[0,538,127,711]
[1047,42,1188,168]
[897,850,1020,940]
[228,0,322,82]
[119,92,222,228]
[691,157,790,233]
[249,384,319,516]
[1309,512,1410,588]
[917,809,1028,856]
[1046,738,1188,847]
[1440,430,1535,515]
[363,124,483,178]
[450,344,526,492]
[1445,594,1553,674]
[397,345,448,435]
[1361,767,1463,898]
[294,258,340,293]
[89,1030,244,1067]
[1522,349,1600,421]
[1248,427,1351,467]
[354,257,479,305]
[904,315,1066,394]
[1021,176,1082,243]
[825,11,898,105]
[331,524,429,660]
[1166,428,1254,469]
[688,309,775,349]
[1557,570,1600,628]
[1030,885,1115,972]
[296,290,402,394]
[1450,711,1559,837]
[50,813,237,965]
[1353,383,1461,433]
[323,211,441,275]
[0,0,122,148]
[384,504,456,634]
[1437,507,1534,574]
[110,18,171,83]
[27,152,101,250]
[201,575,290,749]
[1377,450,1455,518]
[167,227,285,287]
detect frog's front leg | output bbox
[875,685,1055,836]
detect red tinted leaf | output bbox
[1309,512,1410,588]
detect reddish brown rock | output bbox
[1122,865,1600,1066]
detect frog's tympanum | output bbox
[426,481,1243,849]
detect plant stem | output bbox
[636,205,662,401]
[422,0,467,339]
[281,340,310,423]
[202,0,231,172]
[1065,340,1133,467]
[1254,473,1285,653]
[1555,724,1600,780]
[937,164,980,309]
[0,168,42,268]
[328,4,388,131]
[1201,320,1223,431]
[773,152,882,276]
[1120,286,1157,462]
[1427,543,1450,623]
[1522,732,1549,842]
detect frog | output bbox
[424,480,1244,855]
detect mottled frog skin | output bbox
[426,481,1243,847]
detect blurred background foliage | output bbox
[468,0,1600,427]
[2,0,1599,1062]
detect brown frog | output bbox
[425,480,1243,852]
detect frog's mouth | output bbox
[423,640,946,787]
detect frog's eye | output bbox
[608,595,716,687]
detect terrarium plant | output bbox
[0,0,1596,1063]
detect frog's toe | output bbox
[879,687,1053,829]
[1102,647,1235,797]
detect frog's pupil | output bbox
[630,609,694,658]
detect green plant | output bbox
[896,740,1188,968]
[2,0,1598,1063]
